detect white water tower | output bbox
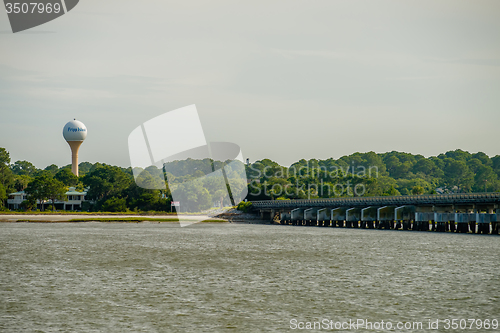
[63,119,87,176]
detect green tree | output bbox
[492,155,500,178]
[384,155,401,178]
[14,175,32,191]
[20,197,36,211]
[82,165,132,204]
[171,180,211,212]
[412,158,442,178]
[467,158,483,174]
[0,183,7,208]
[78,162,93,176]
[384,185,401,196]
[44,164,59,175]
[10,160,37,176]
[472,152,492,167]
[444,149,472,162]
[25,174,50,211]
[101,197,127,212]
[236,201,253,212]
[0,148,15,192]
[134,168,165,189]
[411,185,425,195]
[46,178,66,210]
[473,165,498,192]
[443,159,474,192]
[214,189,226,208]
[55,168,79,186]
[0,148,10,165]
[25,174,66,211]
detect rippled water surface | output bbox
[1,223,499,332]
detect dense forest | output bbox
[247,150,500,200]
[1,147,499,212]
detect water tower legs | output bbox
[67,141,83,176]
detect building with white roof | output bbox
[7,187,88,211]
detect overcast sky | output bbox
[1,0,499,169]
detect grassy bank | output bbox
[0,211,178,216]
[68,217,180,222]
[11,217,226,223]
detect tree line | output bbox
[0,147,171,212]
[246,150,500,200]
[1,147,499,211]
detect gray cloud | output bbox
[0,0,499,168]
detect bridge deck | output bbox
[251,193,500,209]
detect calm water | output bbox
[0,223,499,332]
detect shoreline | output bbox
[0,214,222,223]
[0,213,269,224]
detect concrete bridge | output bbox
[251,193,500,234]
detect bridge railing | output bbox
[250,192,500,208]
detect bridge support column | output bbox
[479,223,490,234]
[449,220,456,232]
[402,220,409,230]
[469,221,476,234]
[492,222,499,235]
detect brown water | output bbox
[0,223,499,332]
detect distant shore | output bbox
[0,208,267,224]
[0,211,178,216]
[0,214,225,223]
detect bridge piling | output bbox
[346,208,361,229]
[402,220,409,230]
[449,220,456,232]
[251,194,500,235]
[492,222,499,235]
[317,208,329,227]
